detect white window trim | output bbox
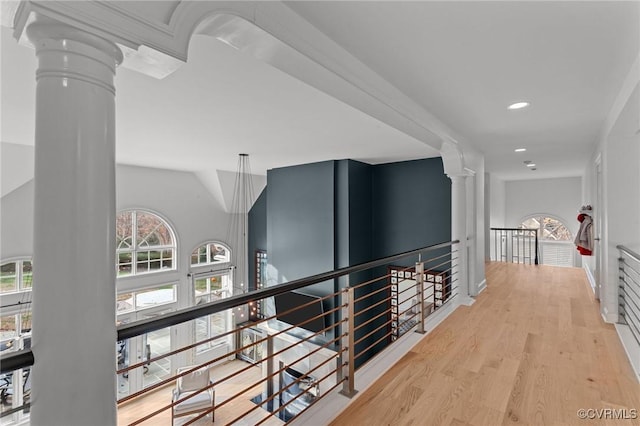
[190,241,232,267]
[191,269,233,354]
[0,258,33,295]
[519,214,574,241]
[116,209,178,278]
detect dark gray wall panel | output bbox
[248,187,267,290]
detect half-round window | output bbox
[1,259,33,293]
[116,210,176,277]
[191,242,231,266]
[520,216,572,241]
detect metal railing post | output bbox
[340,286,358,398]
[266,335,274,397]
[534,230,539,265]
[415,261,425,334]
[336,277,346,386]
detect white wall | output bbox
[1,142,34,198]
[489,173,506,228]
[604,83,640,255]
[582,62,640,381]
[2,165,232,268]
[505,177,582,237]
[486,173,506,262]
[588,82,640,322]
[0,180,34,260]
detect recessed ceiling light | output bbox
[526,163,536,167]
[508,102,530,110]
[531,168,537,171]
[515,148,527,152]
[523,160,532,164]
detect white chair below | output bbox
[172,366,215,424]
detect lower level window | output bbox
[117,285,177,313]
[194,273,232,353]
[0,312,31,354]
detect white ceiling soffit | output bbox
[193,12,447,151]
[114,32,441,177]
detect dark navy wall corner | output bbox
[248,186,267,290]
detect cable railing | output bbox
[490,227,539,265]
[618,245,640,349]
[0,240,460,425]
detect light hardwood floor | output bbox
[331,262,640,426]
[118,360,283,425]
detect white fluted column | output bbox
[26,18,122,426]
[450,175,470,302]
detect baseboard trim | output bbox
[601,306,618,323]
[583,264,596,295]
[614,323,640,383]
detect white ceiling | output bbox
[2,1,639,200]
[286,1,639,180]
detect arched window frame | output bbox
[0,258,33,294]
[519,214,573,241]
[190,241,231,268]
[116,209,177,278]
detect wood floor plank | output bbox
[331,263,640,426]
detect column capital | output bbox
[26,16,123,94]
[26,16,123,63]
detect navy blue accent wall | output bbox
[372,158,452,265]
[335,160,350,271]
[355,158,451,364]
[347,160,374,269]
[266,161,338,342]
[267,161,335,283]
[334,159,373,274]
[256,157,451,359]
[248,187,267,290]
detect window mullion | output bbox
[131,211,137,276]
[16,260,22,291]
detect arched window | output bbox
[520,216,572,241]
[116,210,176,277]
[1,259,33,293]
[520,215,574,267]
[190,242,231,266]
